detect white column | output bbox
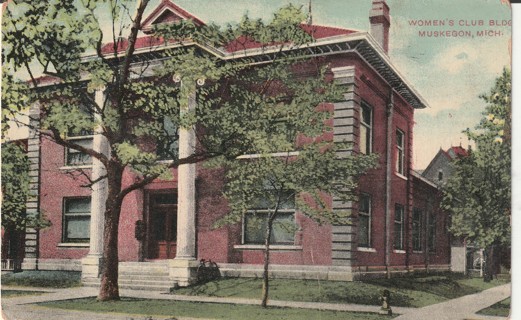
[170,87,198,286]
[82,89,108,280]
[176,91,197,259]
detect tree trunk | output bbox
[261,218,274,308]
[483,245,496,282]
[97,165,124,301]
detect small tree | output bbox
[442,68,511,280]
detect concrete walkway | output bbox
[394,283,511,320]
[1,283,510,320]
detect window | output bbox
[360,103,372,154]
[412,208,423,251]
[428,213,437,252]
[157,117,179,160]
[394,204,405,250]
[65,137,93,166]
[243,190,295,245]
[65,105,94,166]
[396,129,405,175]
[438,170,443,182]
[358,193,371,248]
[63,197,91,243]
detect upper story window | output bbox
[63,197,91,243]
[396,129,405,175]
[438,170,443,182]
[157,117,179,160]
[65,104,94,166]
[358,193,372,248]
[394,204,405,250]
[243,190,295,245]
[360,103,372,154]
[65,137,93,166]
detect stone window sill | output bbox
[357,247,376,253]
[394,250,406,254]
[59,165,93,170]
[57,243,89,248]
[395,172,408,180]
[234,244,302,251]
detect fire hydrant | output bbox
[380,289,392,316]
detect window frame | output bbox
[242,190,296,246]
[64,103,94,167]
[428,212,437,253]
[394,204,405,251]
[412,207,423,252]
[62,197,91,243]
[396,129,405,175]
[64,135,94,166]
[358,193,372,248]
[360,102,373,155]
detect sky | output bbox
[5,0,512,169]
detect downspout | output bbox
[384,92,394,278]
[405,122,412,272]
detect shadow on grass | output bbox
[1,271,82,288]
[170,273,509,308]
[1,290,48,298]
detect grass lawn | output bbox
[477,298,511,317]
[172,274,510,308]
[1,271,82,288]
[39,297,395,320]
[1,290,48,298]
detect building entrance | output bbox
[147,192,177,259]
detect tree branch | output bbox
[41,129,109,167]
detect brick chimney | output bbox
[369,0,390,53]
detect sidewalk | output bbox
[393,283,511,320]
[1,283,510,320]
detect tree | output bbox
[3,1,373,301]
[1,142,29,271]
[442,68,511,280]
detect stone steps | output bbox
[82,261,176,292]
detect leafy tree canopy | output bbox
[442,68,511,249]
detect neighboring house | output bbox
[422,146,469,273]
[422,145,510,276]
[21,0,451,289]
[422,146,468,186]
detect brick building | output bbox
[21,0,451,289]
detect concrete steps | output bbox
[82,261,177,292]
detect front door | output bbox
[147,192,177,259]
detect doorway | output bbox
[146,192,177,259]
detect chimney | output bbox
[369,0,390,53]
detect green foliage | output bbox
[1,68,31,135]
[442,68,511,248]
[1,143,30,230]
